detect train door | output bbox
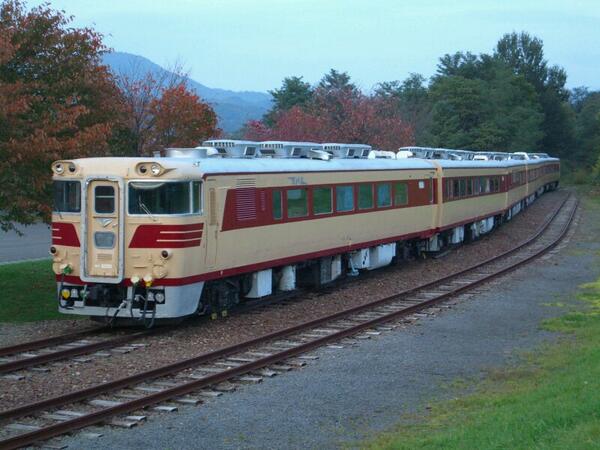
[205,181,219,268]
[81,178,123,282]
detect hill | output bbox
[102,52,272,133]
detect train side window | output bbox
[394,182,408,206]
[272,190,282,220]
[313,187,332,215]
[358,184,374,209]
[287,188,308,218]
[336,185,354,212]
[474,178,480,195]
[467,178,473,196]
[192,181,202,214]
[95,186,115,214]
[453,179,460,198]
[376,183,392,207]
[459,179,466,197]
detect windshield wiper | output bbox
[138,200,157,222]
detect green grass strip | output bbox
[365,278,600,450]
[0,259,62,322]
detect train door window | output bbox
[336,185,354,212]
[376,183,392,207]
[394,182,408,206]
[313,187,332,215]
[287,188,308,218]
[95,186,115,214]
[358,183,374,209]
[192,181,202,214]
[272,190,282,220]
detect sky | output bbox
[28,0,600,93]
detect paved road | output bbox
[0,223,51,263]
[60,202,600,450]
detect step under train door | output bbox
[81,177,124,283]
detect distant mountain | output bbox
[102,52,272,133]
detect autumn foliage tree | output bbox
[114,69,219,155]
[0,0,125,230]
[246,70,414,150]
[148,85,218,152]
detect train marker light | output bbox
[49,246,57,255]
[131,276,140,285]
[160,249,171,259]
[68,163,77,173]
[154,292,165,303]
[54,163,64,174]
[150,164,161,176]
[143,275,153,287]
[61,289,71,299]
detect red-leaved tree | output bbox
[0,0,125,230]
[244,89,414,150]
[149,85,219,152]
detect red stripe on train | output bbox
[129,223,204,248]
[51,222,80,247]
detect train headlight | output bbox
[49,246,57,255]
[68,163,77,173]
[160,249,172,260]
[54,163,64,174]
[131,275,140,285]
[150,164,161,176]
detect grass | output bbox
[364,278,600,450]
[0,259,62,322]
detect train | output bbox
[50,141,560,326]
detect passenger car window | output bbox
[313,187,332,215]
[272,190,282,220]
[394,182,408,206]
[376,183,392,207]
[358,184,374,209]
[287,188,308,218]
[192,181,202,214]
[95,186,115,214]
[336,185,354,212]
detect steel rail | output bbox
[0,327,107,358]
[0,194,576,449]
[0,330,154,375]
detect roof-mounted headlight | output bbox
[53,163,64,175]
[136,162,165,176]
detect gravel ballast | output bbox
[0,191,569,411]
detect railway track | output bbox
[0,194,577,449]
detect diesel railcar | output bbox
[50,141,559,325]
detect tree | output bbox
[245,87,414,150]
[264,76,312,126]
[149,85,219,151]
[573,91,600,165]
[495,31,575,157]
[375,73,431,144]
[428,56,543,151]
[0,0,125,231]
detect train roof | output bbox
[59,154,558,180]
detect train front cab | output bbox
[52,159,207,324]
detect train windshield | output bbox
[53,180,81,213]
[128,181,202,215]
